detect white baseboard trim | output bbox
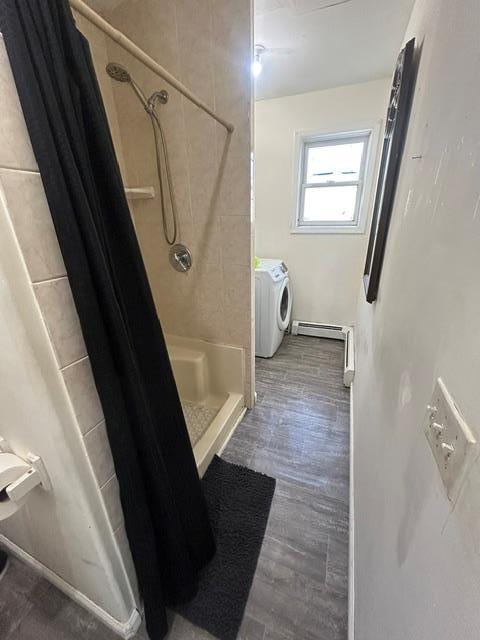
[348,384,355,640]
[0,535,142,639]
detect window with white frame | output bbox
[294,130,371,232]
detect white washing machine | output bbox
[255,258,292,358]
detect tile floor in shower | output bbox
[0,335,349,640]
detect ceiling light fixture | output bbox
[252,45,265,78]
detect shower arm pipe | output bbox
[69,0,235,134]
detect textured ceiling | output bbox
[254,0,416,100]
[256,0,353,16]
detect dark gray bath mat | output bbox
[176,455,276,640]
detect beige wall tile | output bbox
[221,215,251,266]
[0,37,38,172]
[175,0,215,105]
[34,278,87,368]
[152,270,192,337]
[84,420,115,488]
[62,357,104,435]
[217,162,252,217]
[211,0,251,66]
[184,262,226,341]
[223,263,251,346]
[192,215,223,266]
[215,122,252,216]
[110,0,180,77]
[0,169,66,282]
[185,109,219,221]
[101,474,124,531]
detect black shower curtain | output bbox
[0,1,215,638]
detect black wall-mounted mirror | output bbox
[363,37,416,304]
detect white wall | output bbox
[254,79,389,326]
[353,1,480,639]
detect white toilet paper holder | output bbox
[0,438,51,502]
[6,454,51,502]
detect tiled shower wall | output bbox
[0,34,138,599]
[99,0,254,404]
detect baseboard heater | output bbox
[291,320,344,340]
[291,321,355,387]
[342,326,355,387]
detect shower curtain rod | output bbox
[69,0,235,133]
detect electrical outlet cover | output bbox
[424,378,479,502]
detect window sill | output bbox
[290,224,366,235]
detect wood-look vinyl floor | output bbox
[1,336,349,640]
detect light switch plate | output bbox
[424,378,479,502]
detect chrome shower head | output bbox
[106,62,131,83]
[106,62,149,111]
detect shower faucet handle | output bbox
[175,253,188,271]
[169,244,192,273]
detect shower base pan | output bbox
[167,335,245,476]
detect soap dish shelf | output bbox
[124,186,155,201]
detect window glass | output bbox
[303,185,358,222]
[296,131,370,230]
[305,141,365,184]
